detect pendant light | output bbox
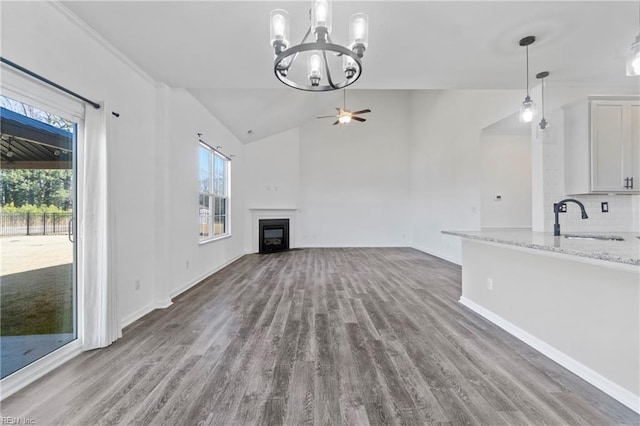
[536,71,549,130]
[519,36,536,123]
[627,0,640,76]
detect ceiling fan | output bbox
[317,90,371,125]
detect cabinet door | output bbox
[627,102,640,190]
[591,101,625,191]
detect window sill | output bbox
[199,233,232,245]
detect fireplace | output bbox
[259,219,289,253]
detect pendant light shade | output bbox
[627,1,640,76]
[520,96,535,123]
[536,71,550,130]
[627,35,640,76]
[518,36,536,123]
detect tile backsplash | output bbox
[545,194,639,233]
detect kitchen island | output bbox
[443,229,640,413]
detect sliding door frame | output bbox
[0,66,86,399]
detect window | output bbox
[199,143,230,241]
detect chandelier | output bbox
[270,0,369,91]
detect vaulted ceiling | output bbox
[62,1,640,142]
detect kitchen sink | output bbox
[564,234,625,241]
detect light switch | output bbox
[601,202,609,213]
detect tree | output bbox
[0,169,73,210]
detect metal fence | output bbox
[0,213,72,237]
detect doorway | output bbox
[0,95,77,378]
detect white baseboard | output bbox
[459,296,640,414]
[119,253,248,329]
[411,245,461,266]
[120,301,159,329]
[298,243,412,249]
[169,252,247,299]
[0,339,83,400]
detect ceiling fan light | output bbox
[339,115,351,124]
[626,35,640,76]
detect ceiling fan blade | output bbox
[351,109,371,115]
[317,115,336,119]
[333,120,340,125]
[352,116,366,122]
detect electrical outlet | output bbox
[601,202,609,213]
[487,278,493,291]
[559,204,567,213]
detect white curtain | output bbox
[82,104,121,349]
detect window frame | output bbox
[198,142,231,243]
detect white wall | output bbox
[409,90,522,264]
[165,89,246,300]
[1,2,247,326]
[244,128,300,210]
[480,132,532,229]
[243,128,300,252]
[297,90,412,247]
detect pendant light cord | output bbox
[525,45,530,96]
[541,78,545,117]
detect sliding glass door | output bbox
[0,95,77,378]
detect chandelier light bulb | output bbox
[308,54,322,86]
[272,15,286,39]
[270,9,289,54]
[312,0,332,34]
[349,13,368,58]
[343,55,357,79]
[353,18,366,40]
[316,1,328,24]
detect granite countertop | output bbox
[442,229,640,266]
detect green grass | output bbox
[1,264,73,336]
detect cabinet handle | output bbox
[624,177,629,189]
[630,177,634,189]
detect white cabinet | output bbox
[564,97,640,194]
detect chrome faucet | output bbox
[553,198,588,236]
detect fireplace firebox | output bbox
[259,219,289,253]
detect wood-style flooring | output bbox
[2,248,638,425]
